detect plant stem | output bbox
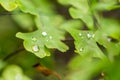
[3,48,25,61]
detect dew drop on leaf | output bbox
[42,32,47,36]
[107,37,112,42]
[87,33,95,39]
[32,45,39,52]
[46,36,52,42]
[79,33,82,37]
[32,37,37,41]
[80,48,84,52]
[87,33,92,39]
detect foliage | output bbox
[1,65,31,80]
[0,0,120,80]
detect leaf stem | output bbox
[33,63,62,80]
[3,48,25,61]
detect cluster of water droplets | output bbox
[46,36,52,41]
[42,31,47,36]
[41,31,53,42]
[79,32,95,39]
[107,37,112,42]
[79,48,84,52]
[78,32,95,52]
[31,31,53,52]
[31,37,39,52]
[87,33,95,39]
[31,37,37,42]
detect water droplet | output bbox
[80,48,84,52]
[32,45,39,52]
[107,37,112,42]
[42,32,47,36]
[87,33,95,39]
[79,33,82,37]
[46,36,52,42]
[32,37,37,41]
[87,33,92,39]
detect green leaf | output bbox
[66,55,108,80]
[105,58,120,80]
[0,0,18,11]
[16,27,68,58]
[16,14,68,58]
[62,20,106,59]
[67,0,94,29]
[94,19,120,56]
[2,65,31,80]
[92,0,119,11]
[64,26,105,59]
[69,7,93,29]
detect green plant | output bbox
[0,0,120,80]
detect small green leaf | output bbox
[94,19,120,56]
[69,7,93,29]
[65,26,105,59]
[62,20,106,59]
[66,55,108,80]
[105,58,120,80]
[67,0,94,29]
[92,0,119,11]
[0,0,18,11]
[16,27,68,58]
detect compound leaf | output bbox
[68,0,94,29]
[16,14,68,58]
[63,21,106,59]
[94,18,120,56]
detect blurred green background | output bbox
[0,0,120,80]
